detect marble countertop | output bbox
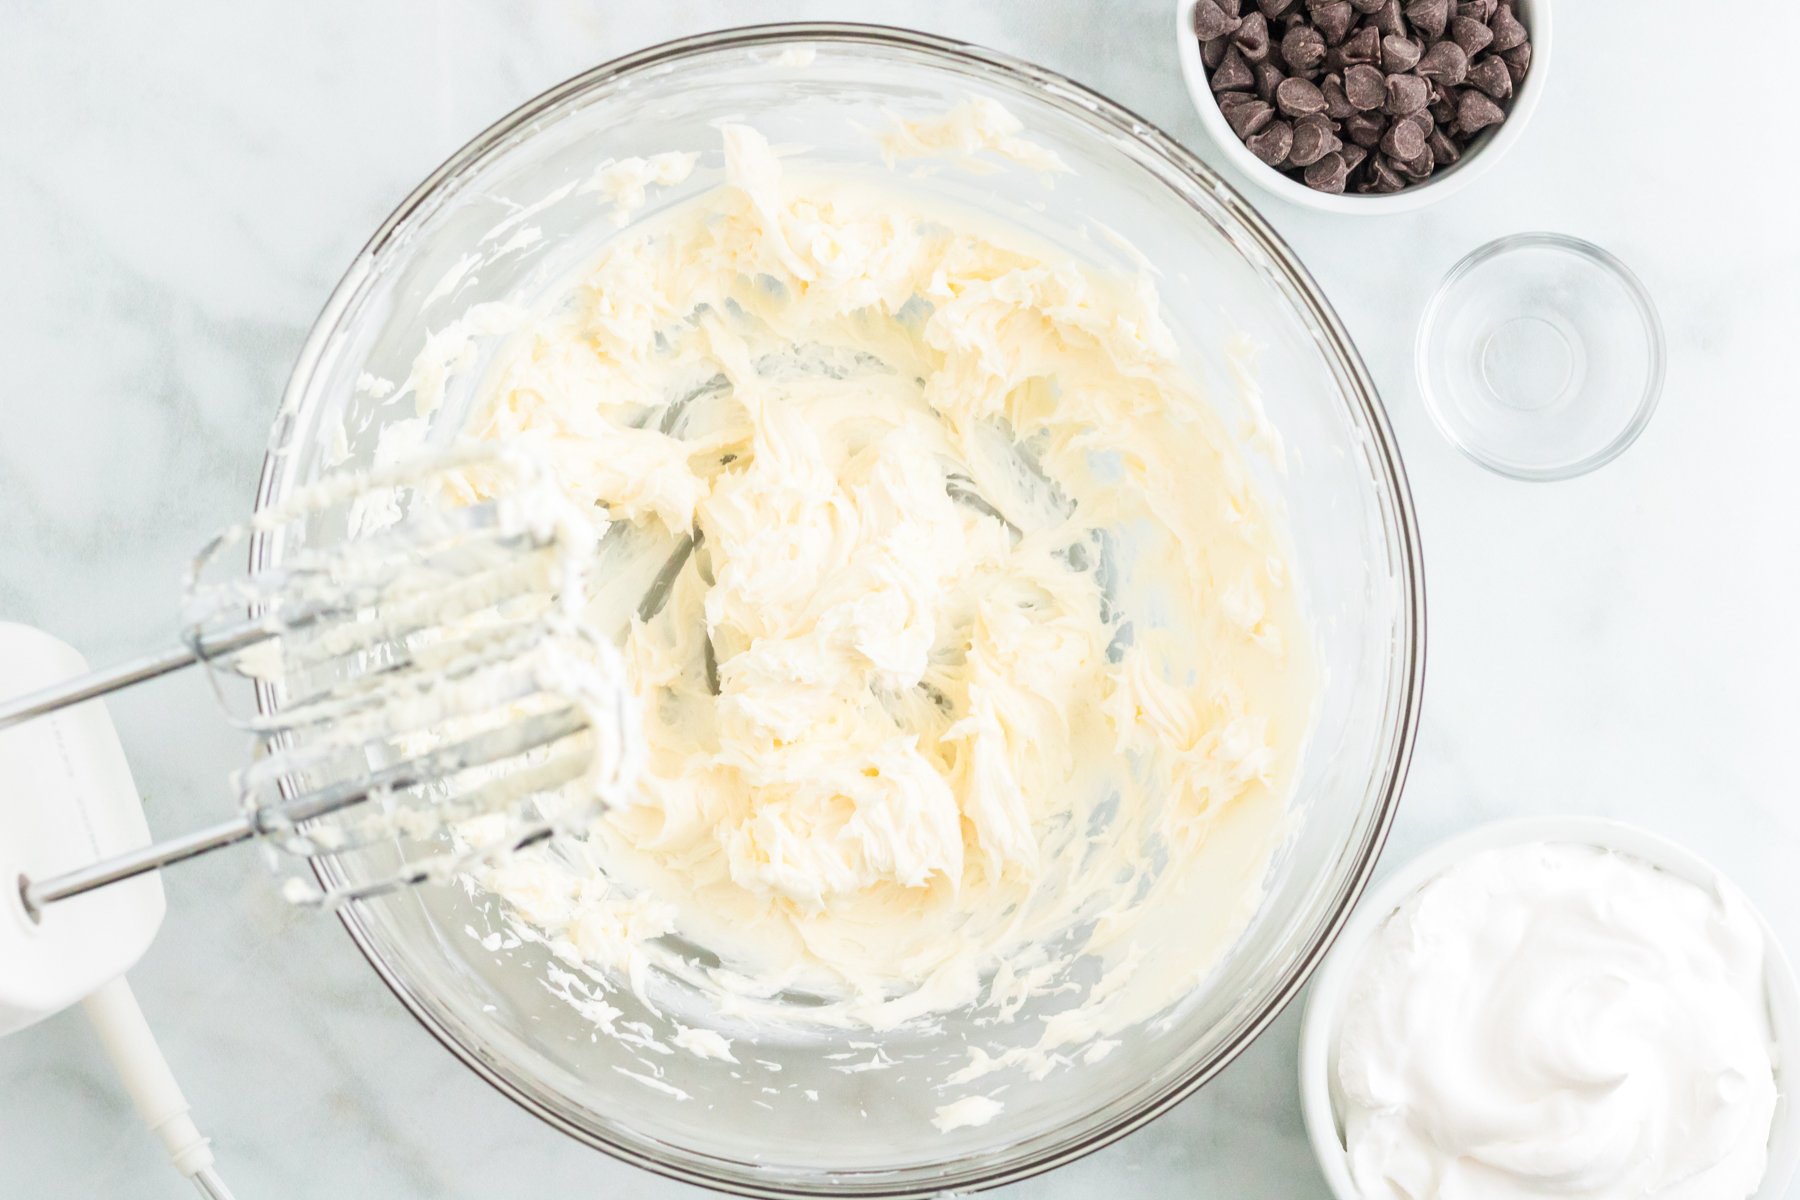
[2,2,1796,1196]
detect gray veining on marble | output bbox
[3,1,1798,1196]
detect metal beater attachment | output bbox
[4,448,637,914]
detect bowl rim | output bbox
[1173,0,1553,214]
[1297,815,1800,1200]
[253,20,1428,1198]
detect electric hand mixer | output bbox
[0,448,636,1198]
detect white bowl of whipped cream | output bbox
[1300,816,1800,1200]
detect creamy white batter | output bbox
[423,111,1313,1067]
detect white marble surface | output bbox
[2,2,1797,1196]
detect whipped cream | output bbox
[1335,842,1779,1200]
[406,103,1314,1087]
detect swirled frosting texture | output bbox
[446,114,1314,1052]
[1336,842,1778,1200]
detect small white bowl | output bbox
[1298,816,1800,1199]
[1175,0,1552,213]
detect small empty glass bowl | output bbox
[1417,232,1665,480]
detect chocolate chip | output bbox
[1314,0,1356,44]
[1349,0,1386,11]
[1280,23,1328,72]
[1276,76,1328,115]
[1288,112,1343,165]
[1456,0,1494,18]
[1363,154,1406,191]
[1259,0,1298,16]
[1235,11,1273,60]
[1384,72,1430,115]
[1322,72,1358,118]
[1303,151,1351,191]
[1241,103,1282,137]
[1403,0,1448,39]
[1428,80,1459,123]
[1380,117,1427,159]
[1195,0,1243,40]
[1341,25,1381,64]
[1500,40,1531,85]
[1254,59,1287,99]
[1456,89,1505,133]
[1345,109,1388,146]
[1226,96,1278,136]
[1220,0,1242,15]
[1427,126,1461,165]
[1374,0,1407,36]
[1467,55,1511,99]
[1344,62,1386,108]
[1247,119,1295,164]
[1396,146,1436,178]
[1417,40,1468,84]
[1212,44,1257,90]
[1203,35,1230,69]
[1449,15,1493,56]
[1339,142,1370,173]
[1381,34,1422,71]
[1488,2,1526,50]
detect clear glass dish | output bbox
[250,23,1425,1197]
[1417,232,1665,481]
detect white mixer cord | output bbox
[80,978,235,1199]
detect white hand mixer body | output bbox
[0,448,636,1197]
[2,622,231,1197]
[1,623,165,1035]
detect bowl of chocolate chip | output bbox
[1176,0,1546,210]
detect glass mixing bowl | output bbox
[251,23,1424,1197]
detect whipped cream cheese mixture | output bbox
[1335,843,1779,1200]
[409,106,1314,1066]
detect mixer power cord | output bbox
[80,977,236,1199]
